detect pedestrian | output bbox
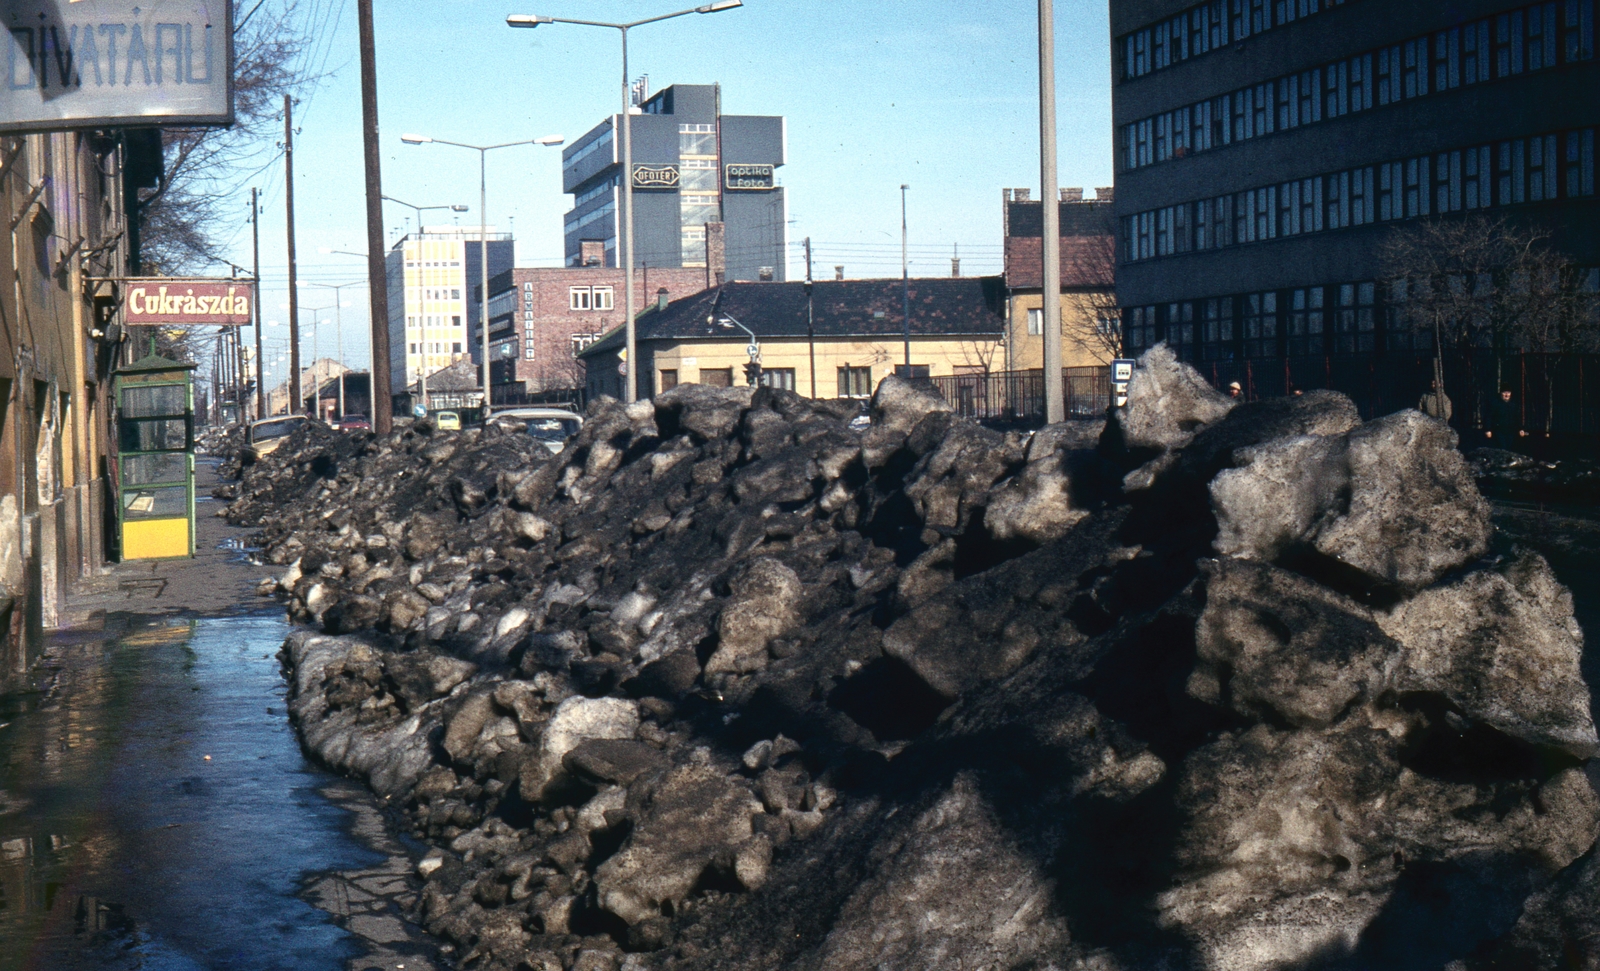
[1418,380,1452,422]
[1227,381,1242,400]
[1486,387,1527,450]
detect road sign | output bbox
[1112,358,1135,408]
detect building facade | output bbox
[2,130,148,687]
[576,278,1006,402]
[1111,0,1598,373]
[562,83,787,282]
[482,261,716,400]
[384,227,515,394]
[1002,187,1120,369]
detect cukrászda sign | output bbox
[125,279,253,326]
[2,0,234,133]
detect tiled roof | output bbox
[579,277,1006,357]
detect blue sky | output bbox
[229,0,1114,387]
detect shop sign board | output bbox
[725,163,774,191]
[631,163,679,189]
[124,278,253,326]
[2,0,233,133]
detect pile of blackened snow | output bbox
[228,345,1600,971]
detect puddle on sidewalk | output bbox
[0,613,439,971]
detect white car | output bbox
[490,407,584,454]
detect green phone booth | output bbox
[114,353,198,560]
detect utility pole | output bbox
[901,184,911,373]
[284,94,302,415]
[1039,0,1065,423]
[251,187,265,419]
[804,236,816,400]
[359,0,393,434]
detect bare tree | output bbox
[1061,233,1121,366]
[137,0,320,274]
[1381,214,1600,431]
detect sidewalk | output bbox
[60,457,280,627]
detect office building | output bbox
[480,241,715,401]
[384,226,514,394]
[1111,0,1597,382]
[561,83,787,282]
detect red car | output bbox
[338,415,371,431]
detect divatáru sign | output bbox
[125,279,253,326]
[2,0,233,133]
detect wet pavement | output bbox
[0,458,441,971]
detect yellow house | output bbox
[1000,187,1119,369]
[578,278,1007,401]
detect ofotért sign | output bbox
[124,279,253,325]
[2,0,233,133]
[631,164,679,189]
[725,163,774,191]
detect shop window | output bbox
[759,368,797,391]
[659,369,679,392]
[700,368,733,388]
[838,366,872,398]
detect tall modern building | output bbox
[561,83,787,282]
[1111,0,1597,374]
[384,227,514,394]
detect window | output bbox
[759,368,798,391]
[1202,298,1234,361]
[570,333,602,355]
[679,123,717,158]
[1567,129,1596,197]
[1027,308,1043,335]
[1166,302,1196,356]
[893,365,931,379]
[659,369,678,392]
[452,343,462,354]
[1335,282,1376,353]
[592,286,614,310]
[700,368,734,389]
[1287,287,1324,355]
[451,289,461,300]
[569,287,592,310]
[1125,305,1158,351]
[838,366,872,398]
[1242,291,1277,358]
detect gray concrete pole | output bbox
[1040,0,1064,424]
[480,148,492,416]
[621,26,637,403]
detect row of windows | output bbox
[1124,283,1383,360]
[565,200,615,234]
[1124,0,1595,170]
[407,341,464,355]
[1121,0,1347,81]
[573,177,615,208]
[1123,128,1596,262]
[569,286,614,311]
[565,131,613,169]
[406,314,463,330]
[680,123,717,159]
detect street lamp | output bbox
[707,308,760,386]
[508,0,744,403]
[401,133,564,417]
[306,280,363,419]
[381,196,469,239]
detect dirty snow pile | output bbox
[227,345,1600,971]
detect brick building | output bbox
[481,240,718,400]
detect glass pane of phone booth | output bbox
[113,354,197,560]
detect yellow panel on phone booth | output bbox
[122,518,191,560]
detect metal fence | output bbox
[926,367,1112,424]
[1193,351,1600,457]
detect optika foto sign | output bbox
[125,280,253,326]
[2,0,234,133]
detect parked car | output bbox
[244,415,314,462]
[338,415,371,431]
[490,407,583,454]
[434,411,462,431]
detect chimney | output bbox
[758,266,775,282]
[705,221,726,287]
[655,287,669,312]
[579,239,605,266]
[1094,186,1115,202]
[1060,187,1084,202]
[834,266,844,281]
[951,256,961,278]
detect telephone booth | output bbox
[113,353,197,560]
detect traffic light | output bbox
[744,361,762,386]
